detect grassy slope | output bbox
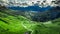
[0,9,60,34]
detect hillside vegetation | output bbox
[0,7,60,34]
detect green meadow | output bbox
[0,8,60,34]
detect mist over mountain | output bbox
[1,0,60,7]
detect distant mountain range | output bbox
[7,6,52,11]
[6,6,60,22]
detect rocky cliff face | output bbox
[20,6,60,22]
